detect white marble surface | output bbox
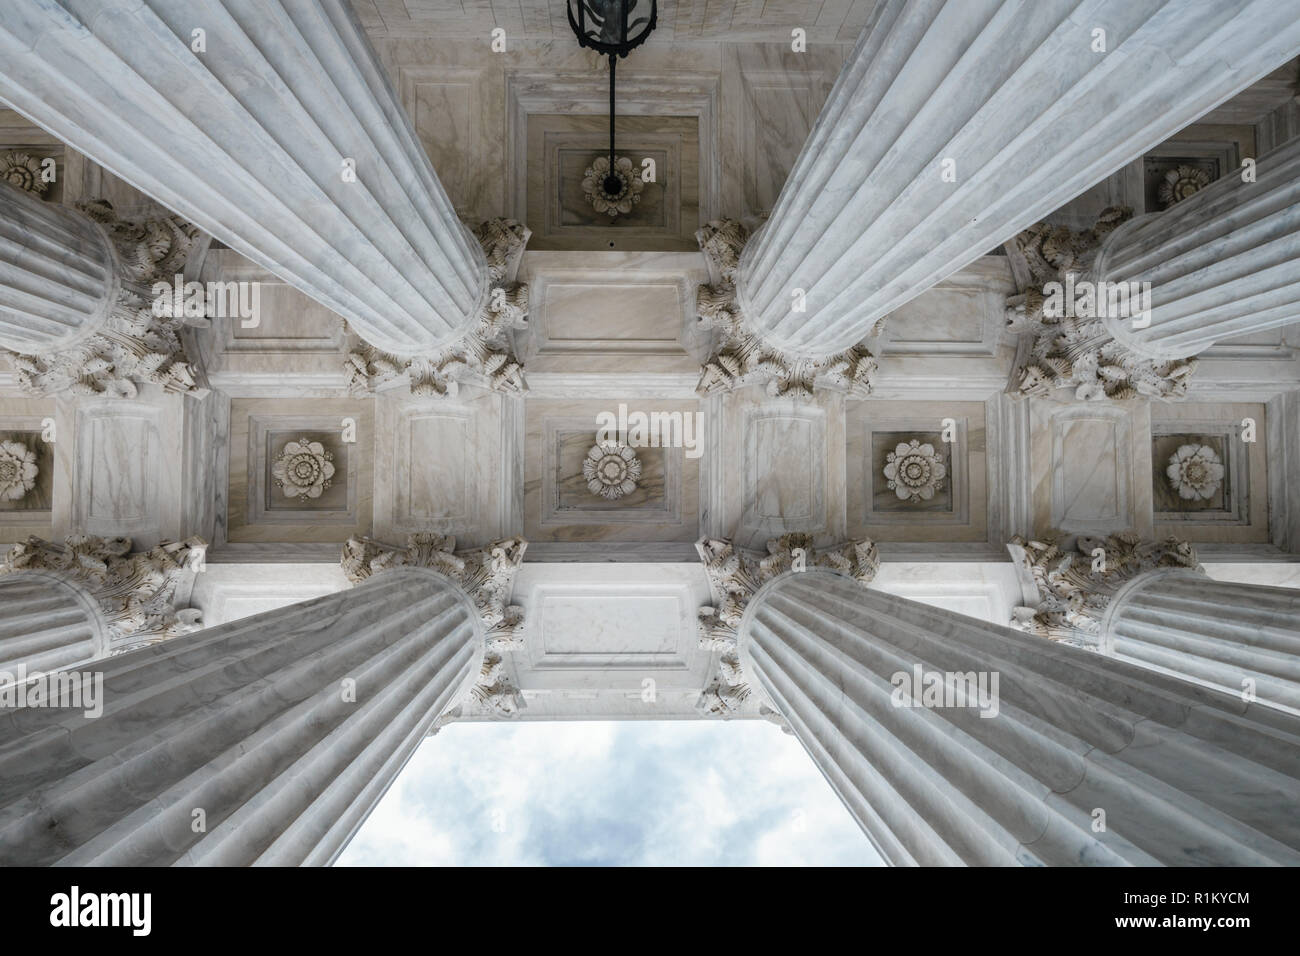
[0,567,483,865]
[0,0,490,355]
[1099,137,1300,359]
[0,181,116,353]
[741,569,1300,865]
[734,0,1300,358]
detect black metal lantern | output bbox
[568,1,658,201]
[567,0,657,57]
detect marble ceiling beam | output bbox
[740,569,1300,865]
[0,566,483,866]
[0,0,489,356]
[735,0,1300,360]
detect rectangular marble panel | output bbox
[76,408,159,534]
[743,406,824,532]
[1050,408,1130,532]
[403,413,469,522]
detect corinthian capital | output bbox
[694,534,879,717]
[9,200,203,398]
[341,532,528,718]
[1005,207,1198,401]
[345,218,532,398]
[1007,531,1201,646]
[0,534,206,652]
[694,220,877,400]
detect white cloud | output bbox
[336,720,881,866]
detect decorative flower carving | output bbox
[583,442,642,499]
[1,152,49,196]
[1166,443,1224,500]
[0,440,38,501]
[272,438,336,501]
[883,439,947,502]
[581,155,643,218]
[1157,165,1211,208]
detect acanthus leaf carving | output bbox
[345,218,531,399]
[693,534,879,718]
[5,200,202,398]
[1,534,206,652]
[694,220,878,400]
[342,532,528,720]
[1007,531,1200,646]
[1005,207,1197,402]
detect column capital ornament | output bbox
[341,532,528,718]
[6,200,202,398]
[1007,531,1201,646]
[694,220,877,400]
[1005,207,1197,401]
[0,534,206,652]
[345,218,532,399]
[694,534,879,717]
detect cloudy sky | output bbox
[337,719,881,866]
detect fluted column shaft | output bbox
[737,0,1300,359]
[1098,138,1300,359]
[0,180,118,352]
[0,0,488,355]
[740,570,1300,866]
[0,567,483,866]
[0,571,108,680]
[1102,570,1300,714]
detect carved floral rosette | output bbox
[1007,530,1200,646]
[694,220,878,400]
[1,534,206,652]
[1005,206,1197,401]
[6,200,203,398]
[694,534,879,720]
[345,218,532,398]
[342,532,528,720]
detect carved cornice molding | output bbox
[1005,207,1197,402]
[342,532,528,718]
[694,534,879,718]
[6,200,202,398]
[694,220,877,400]
[1007,531,1201,646]
[1,534,206,652]
[345,218,532,399]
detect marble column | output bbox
[740,569,1300,865]
[0,0,499,356]
[0,566,484,866]
[0,571,108,680]
[0,180,117,353]
[1098,137,1300,360]
[1102,569,1300,715]
[0,180,201,396]
[733,0,1300,360]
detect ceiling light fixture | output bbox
[567,1,658,209]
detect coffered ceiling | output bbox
[353,0,878,42]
